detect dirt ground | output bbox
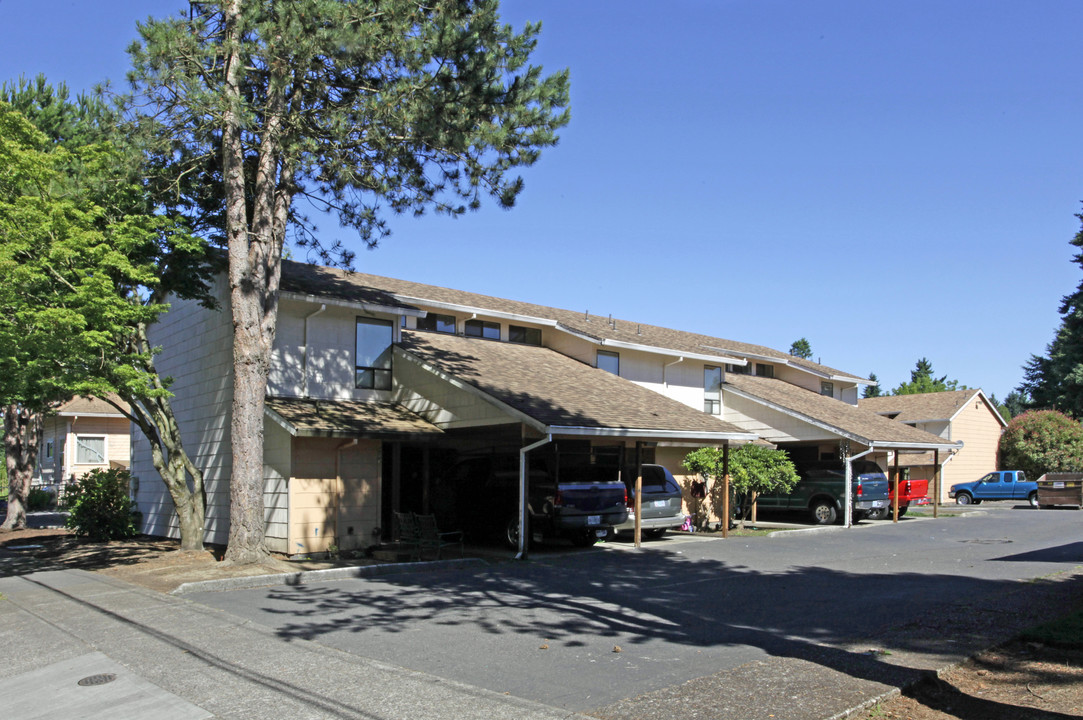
[2,527,1081,720]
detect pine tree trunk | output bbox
[1,405,42,532]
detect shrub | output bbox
[999,410,1083,480]
[64,468,141,541]
[27,488,55,511]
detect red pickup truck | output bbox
[867,477,930,520]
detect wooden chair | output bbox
[392,511,421,560]
[416,513,464,560]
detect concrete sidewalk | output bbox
[0,568,594,720]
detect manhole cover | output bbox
[78,673,117,687]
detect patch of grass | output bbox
[1020,607,1083,648]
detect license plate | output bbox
[587,515,601,525]
[595,529,608,538]
[652,500,667,508]
[871,501,885,508]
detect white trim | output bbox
[280,290,425,318]
[548,426,758,442]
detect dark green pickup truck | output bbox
[750,460,891,524]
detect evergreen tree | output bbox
[893,358,962,395]
[863,373,882,398]
[128,0,570,563]
[789,338,813,359]
[1017,212,1083,418]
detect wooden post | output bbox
[892,451,901,523]
[722,443,730,539]
[933,449,941,519]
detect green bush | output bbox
[64,468,141,541]
[999,410,1083,480]
[27,488,54,511]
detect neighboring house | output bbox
[131,260,956,552]
[38,395,131,490]
[859,389,1008,502]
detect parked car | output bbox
[748,460,890,525]
[431,453,628,549]
[612,464,685,539]
[866,477,930,520]
[949,470,1037,507]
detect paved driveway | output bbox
[187,505,1083,715]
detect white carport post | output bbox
[518,435,551,560]
[843,443,874,528]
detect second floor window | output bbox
[597,350,619,375]
[509,325,541,346]
[755,363,774,378]
[465,319,500,340]
[356,317,393,390]
[820,381,834,397]
[416,313,456,334]
[704,366,721,414]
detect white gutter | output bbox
[546,425,758,443]
[302,304,326,397]
[280,290,425,318]
[599,339,745,366]
[518,436,552,560]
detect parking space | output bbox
[185,507,1083,714]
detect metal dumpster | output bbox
[1036,473,1083,508]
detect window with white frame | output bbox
[356,317,393,390]
[597,350,620,375]
[75,436,106,464]
[704,366,722,414]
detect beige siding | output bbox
[289,438,381,555]
[264,419,292,553]
[939,398,1004,501]
[393,351,515,429]
[722,391,838,443]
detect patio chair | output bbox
[392,511,421,560]
[415,513,464,560]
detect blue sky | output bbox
[2,0,1081,400]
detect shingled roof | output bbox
[859,389,1006,427]
[55,394,129,416]
[279,259,870,383]
[724,374,961,450]
[397,331,755,442]
[265,397,443,439]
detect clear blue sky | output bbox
[3,0,1081,400]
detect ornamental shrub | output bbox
[64,468,141,541]
[27,488,54,511]
[999,410,1083,480]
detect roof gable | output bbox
[859,389,1007,428]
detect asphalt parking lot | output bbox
[185,503,1083,716]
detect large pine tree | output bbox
[1019,212,1083,418]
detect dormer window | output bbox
[416,313,456,334]
[755,363,774,378]
[820,381,834,398]
[597,350,620,375]
[465,319,500,340]
[509,325,541,346]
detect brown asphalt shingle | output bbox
[859,389,994,424]
[398,331,753,438]
[56,394,129,416]
[724,374,959,447]
[265,397,443,438]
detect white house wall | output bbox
[393,353,515,429]
[722,391,839,444]
[130,278,234,545]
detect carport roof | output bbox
[397,331,756,443]
[265,397,444,439]
[724,374,962,451]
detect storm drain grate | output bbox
[78,673,117,687]
[959,538,1014,545]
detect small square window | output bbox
[755,363,774,378]
[597,350,620,375]
[509,325,541,346]
[75,436,106,464]
[820,381,834,397]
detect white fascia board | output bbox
[946,389,1009,429]
[280,290,425,318]
[263,406,299,437]
[391,295,560,327]
[707,346,868,383]
[599,338,746,365]
[547,426,759,443]
[57,412,124,419]
[871,440,963,452]
[393,346,549,434]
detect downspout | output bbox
[302,304,327,397]
[518,435,552,560]
[844,446,875,528]
[663,357,684,390]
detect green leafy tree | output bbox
[128,0,570,563]
[892,358,963,395]
[0,80,212,544]
[789,338,813,359]
[999,410,1083,480]
[684,445,799,529]
[1018,212,1083,419]
[863,372,882,398]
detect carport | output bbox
[393,330,759,556]
[722,373,962,525]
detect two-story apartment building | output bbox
[131,260,957,553]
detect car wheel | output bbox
[810,500,837,525]
[1029,491,1039,508]
[644,529,667,539]
[504,515,526,550]
[865,507,888,521]
[570,531,598,548]
[897,505,908,517]
[955,493,972,505]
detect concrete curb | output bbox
[170,557,488,595]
